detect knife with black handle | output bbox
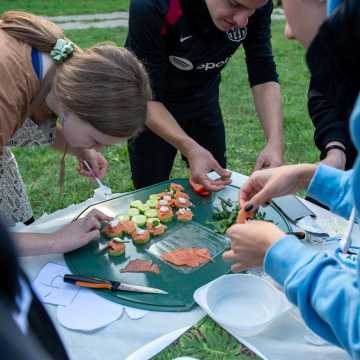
[63,274,168,294]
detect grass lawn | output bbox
[0,0,130,16]
[10,16,315,360]
[13,20,315,218]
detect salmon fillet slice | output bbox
[161,248,211,268]
[120,259,160,274]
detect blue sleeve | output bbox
[307,164,355,219]
[242,0,278,87]
[265,235,360,358]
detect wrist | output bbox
[180,137,203,158]
[266,137,283,151]
[320,142,346,160]
[296,164,318,189]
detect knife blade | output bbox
[63,274,168,294]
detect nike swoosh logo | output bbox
[180,35,192,43]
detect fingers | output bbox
[200,175,226,192]
[231,263,248,273]
[244,190,272,210]
[222,249,235,261]
[212,161,232,179]
[254,157,265,171]
[82,216,101,231]
[77,163,93,178]
[88,159,101,178]
[88,209,113,222]
[82,229,101,244]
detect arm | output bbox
[265,235,360,357]
[146,101,230,190]
[13,209,111,256]
[308,75,349,170]
[251,82,283,169]
[243,1,283,169]
[307,164,355,219]
[306,0,360,169]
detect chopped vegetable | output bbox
[189,178,210,197]
[206,197,269,234]
[130,200,143,209]
[128,208,140,217]
[132,214,147,227]
[108,240,125,256]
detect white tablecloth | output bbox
[15,172,355,360]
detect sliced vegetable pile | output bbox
[206,197,268,235]
[101,182,194,257]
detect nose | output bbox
[232,9,251,28]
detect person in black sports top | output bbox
[126,0,284,189]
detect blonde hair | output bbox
[0,11,152,138]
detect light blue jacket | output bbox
[264,94,360,358]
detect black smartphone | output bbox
[271,195,315,223]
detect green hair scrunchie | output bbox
[50,39,75,64]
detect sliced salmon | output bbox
[170,183,184,192]
[161,248,211,268]
[120,259,160,274]
[121,220,136,234]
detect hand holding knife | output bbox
[64,274,168,294]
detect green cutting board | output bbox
[65,179,291,312]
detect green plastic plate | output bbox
[65,179,291,312]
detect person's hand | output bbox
[223,221,285,272]
[50,209,112,253]
[239,164,317,211]
[187,144,232,192]
[321,148,346,170]
[254,143,283,170]
[75,149,108,179]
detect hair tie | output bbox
[50,38,75,64]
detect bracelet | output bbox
[320,144,347,160]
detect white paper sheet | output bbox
[32,263,79,306]
[33,262,149,331]
[57,288,125,331]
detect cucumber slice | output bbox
[138,204,150,214]
[130,200,143,209]
[132,214,147,227]
[144,209,158,218]
[149,194,160,201]
[147,217,161,227]
[146,199,158,208]
[128,208,140,217]
[117,214,130,222]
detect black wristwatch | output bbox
[320,144,347,160]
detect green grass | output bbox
[155,318,260,360]
[13,21,316,218]
[0,0,130,16]
[11,20,315,359]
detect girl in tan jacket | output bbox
[0,11,151,255]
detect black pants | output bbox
[128,105,226,189]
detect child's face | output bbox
[60,111,123,150]
[282,0,326,48]
[205,0,268,31]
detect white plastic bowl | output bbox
[205,274,289,337]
